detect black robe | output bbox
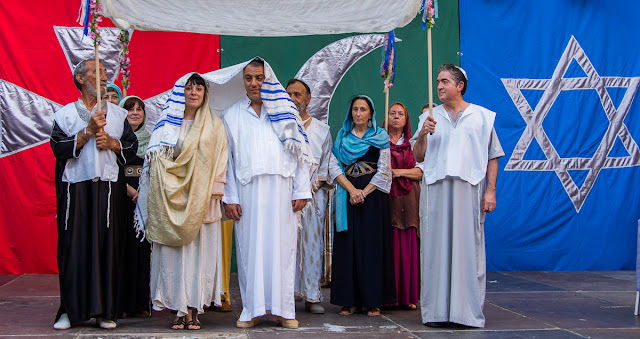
[50,117,137,325]
[330,147,396,308]
[117,155,151,316]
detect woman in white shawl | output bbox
[136,73,228,330]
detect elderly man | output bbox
[286,79,337,314]
[50,59,137,330]
[412,64,504,328]
[222,59,312,329]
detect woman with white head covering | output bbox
[136,73,228,330]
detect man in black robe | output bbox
[50,58,137,330]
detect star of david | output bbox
[501,35,640,212]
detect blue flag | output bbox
[460,0,640,271]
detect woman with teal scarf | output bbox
[329,95,396,316]
[116,95,152,318]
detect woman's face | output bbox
[351,98,372,129]
[105,90,120,105]
[185,82,205,111]
[388,105,407,131]
[126,102,145,131]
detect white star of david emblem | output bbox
[501,36,640,212]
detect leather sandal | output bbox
[367,307,381,316]
[170,316,185,330]
[339,306,357,315]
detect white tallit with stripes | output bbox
[135,58,314,238]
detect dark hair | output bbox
[247,58,265,69]
[438,63,467,95]
[106,87,118,94]
[72,58,104,91]
[349,96,374,120]
[185,73,209,109]
[422,103,438,111]
[123,97,145,112]
[286,78,311,96]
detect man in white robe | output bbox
[223,59,312,329]
[412,64,504,328]
[286,79,336,314]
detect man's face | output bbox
[105,91,120,105]
[436,70,463,103]
[78,61,107,98]
[243,65,265,102]
[286,81,311,115]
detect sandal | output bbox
[339,306,357,315]
[367,307,381,316]
[405,303,417,310]
[186,318,201,330]
[171,316,185,330]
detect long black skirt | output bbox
[55,180,123,325]
[330,151,396,308]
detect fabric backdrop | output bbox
[220,2,461,139]
[0,1,220,274]
[460,0,640,271]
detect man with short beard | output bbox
[286,78,338,315]
[50,58,137,330]
[222,59,312,329]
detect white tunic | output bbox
[295,118,333,302]
[222,99,312,321]
[411,103,504,328]
[53,100,129,183]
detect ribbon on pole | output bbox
[421,0,436,118]
[381,30,396,130]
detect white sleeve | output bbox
[221,123,240,205]
[409,113,427,149]
[328,152,343,182]
[292,161,312,201]
[369,148,392,193]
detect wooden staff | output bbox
[427,26,433,118]
[384,85,390,130]
[95,44,102,113]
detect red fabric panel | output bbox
[0,2,220,273]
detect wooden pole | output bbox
[384,85,390,130]
[95,44,102,113]
[427,26,433,118]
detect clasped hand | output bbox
[349,189,366,205]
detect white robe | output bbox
[149,120,224,317]
[412,104,504,328]
[295,118,333,302]
[222,100,311,321]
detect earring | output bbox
[367,120,372,127]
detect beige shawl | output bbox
[146,104,228,246]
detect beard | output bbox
[85,79,106,99]
[295,101,307,115]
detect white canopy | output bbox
[97,0,421,36]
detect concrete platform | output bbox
[1,271,639,338]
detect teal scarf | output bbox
[333,95,389,232]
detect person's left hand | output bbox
[392,169,401,178]
[482,190,496,213]
[95,131,115,150]
[292,199,307,212]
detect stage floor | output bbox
[1,271,639,338]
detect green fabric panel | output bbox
[220,5,459,137]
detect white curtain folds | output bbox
[88,0,420,36]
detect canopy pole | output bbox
[384,86,390,130]
[95,44,102,113]
[427,26,433,118]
